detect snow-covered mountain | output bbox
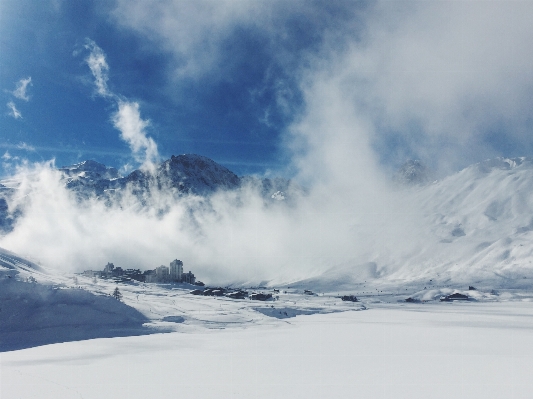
[59,160,121,200]
[404,157,533,284]
[303,157,533,290]
[157,154,241,194]
[57,154,298,202]
[2,156,533,289]
[394,159,431,185]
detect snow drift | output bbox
[0,247,152,352]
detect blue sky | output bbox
[0,0,351,176]
[2,0,533,179]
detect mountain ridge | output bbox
[58,154,298,202]
[1,155,533,288]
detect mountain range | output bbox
[57,155,431,203]
[1,155,533,289]
[0,154,302,234]
[299,157,533,290]
[59,154,299,202]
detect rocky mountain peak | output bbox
[59,160,120,180]
[157,154,241,195]
[395,160,430,185]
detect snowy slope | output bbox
[0,247,152,351]
[400,157,533,284]
[0,246,43,273]
[297,158,533,290]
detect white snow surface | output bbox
[2,247,533,398]
[2,301,532,399]
[303,157,533,290]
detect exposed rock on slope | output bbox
[58,154,293,202]
[156,154,241,195]
[0,246,152,351]
[59,160,121,200]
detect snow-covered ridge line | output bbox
[54,153,300,202]
[0,246,43,273]
[2,156,533,288]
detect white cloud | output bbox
[84,39,113,98]
[7,101,22,119]
[16,142,36,152]
[110,0,337,82]
[12,77,32,101]
[82,40,159,170]
[112,0,262,79]
[111,0,533,174]
[329,1,533,172]
[112,101,159,171]
[0,160,416,284]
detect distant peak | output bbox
[61,159,106,170]
[476,157,532,173]
[395,160,430,185]
[59,160,120,179]
[169,154,221,165]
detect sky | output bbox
[2,0,532,179]
[1,0,533,282]
[1,0,352,177]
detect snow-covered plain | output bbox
[2,301,533,399]
[2,247,533,399]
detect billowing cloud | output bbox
[319,1,533,173]
[12,77,32,101]
[112,0,533,175]
[7,101,22,119]
[1,2,533,286]
[0,158,420,285]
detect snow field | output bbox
[2,301,533,399]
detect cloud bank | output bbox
[337,1,533,174]
[112,0,533,174]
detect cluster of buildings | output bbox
[82,259,198,284]
[145,259,196,284]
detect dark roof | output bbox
[441,293,469,301]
